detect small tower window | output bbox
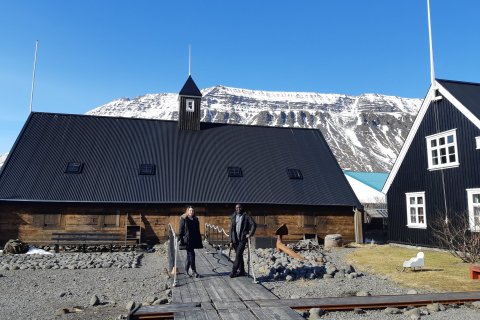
[65,162,84,174]
[139,164,156,175]
[286,168,303,180]
[186,99,195,112]
[227,167,243,177]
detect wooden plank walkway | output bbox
[132,244,480,320]
[133,245,303,320]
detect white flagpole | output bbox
[427,0,435,89]
[188,44,191,76]
[29,40,39,113]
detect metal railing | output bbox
[204,223,230,249]
[167,223,178,287]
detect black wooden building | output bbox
[383,79,480,246]
[0,75,363,245]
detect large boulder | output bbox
[3,239,29,254]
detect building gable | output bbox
[383,79,480,194]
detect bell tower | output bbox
[178,75,202,131]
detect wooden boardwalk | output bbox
[134,246,304,320]
[132,245,480,320]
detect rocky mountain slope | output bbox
[0,153,7,170]
[87,86,421,172]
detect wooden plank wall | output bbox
[0,203,357,245]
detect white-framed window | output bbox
[406,192,426,228]
[426,129,459,170]
[186,99,195,112]
[466,188,480,232]
[475,136,480,150]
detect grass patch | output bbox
[344,244,480,292]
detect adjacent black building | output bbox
[383,79,480,246]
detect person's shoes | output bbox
[229,272,238,278]
[237,271,247,277]
[192,271,201,278]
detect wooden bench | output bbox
[51,232,135,253]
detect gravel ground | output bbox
[256,246,480,320]
[0,245,171,320]
[1,243,479,320]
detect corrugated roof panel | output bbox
[0,112,360,207]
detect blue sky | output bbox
[1,0,479,154]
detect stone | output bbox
[404,308,421,317]
[126,301,136,311]
[145,296,156,304]
[55,308,69,316]
[353,308,365,314]
[383,307,401,314]
[334,270,345,278]
[90,294,100,306]
[407,289,418,295]
[471,301,480,309]
[356,291,370,297]
[290,294,300,299]
[347,272,357,279]
[308,308,325,319]
[426,303,442,312]
[285,275,293,282]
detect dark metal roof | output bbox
[437,79,480,120]
[179,76,202,97]
[0,112,360,206]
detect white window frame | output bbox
[426,129,459,170]
[466,188,480,232]
[475,136,480,150]
[186,99,195,112]
[406,192,427,229]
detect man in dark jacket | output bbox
[229,204,256,278]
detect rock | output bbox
[286,275,293,282]
[59,292,67,297]
[126,301,136,311]
[334,270,345,278]
[471,301,480,309]
[407,289,418,295]
[356,291,370,297]
[347,272,357,279]
[290,294,300,299]
[353,308,365,314]
[404,308,421,317]
[383,307,401,314]
[90,294,100,306]
[145,296,156,304]
[426,303,443,312]
[158,298,169,304]
[55,308,69,316]
[308,308,325,319]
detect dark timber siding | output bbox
[387,94,480,246]
[0,202,355,245]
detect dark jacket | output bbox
[179,214,203,250]
[229,211,256,244]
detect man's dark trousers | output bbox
[232,240,247,274]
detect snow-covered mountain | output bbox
[0,153,7,170]
[88,86,421,172]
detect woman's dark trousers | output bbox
[185,248,196,273]
[232,240,247,275]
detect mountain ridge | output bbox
[87,85,421,172]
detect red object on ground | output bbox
[469,265,480,279]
